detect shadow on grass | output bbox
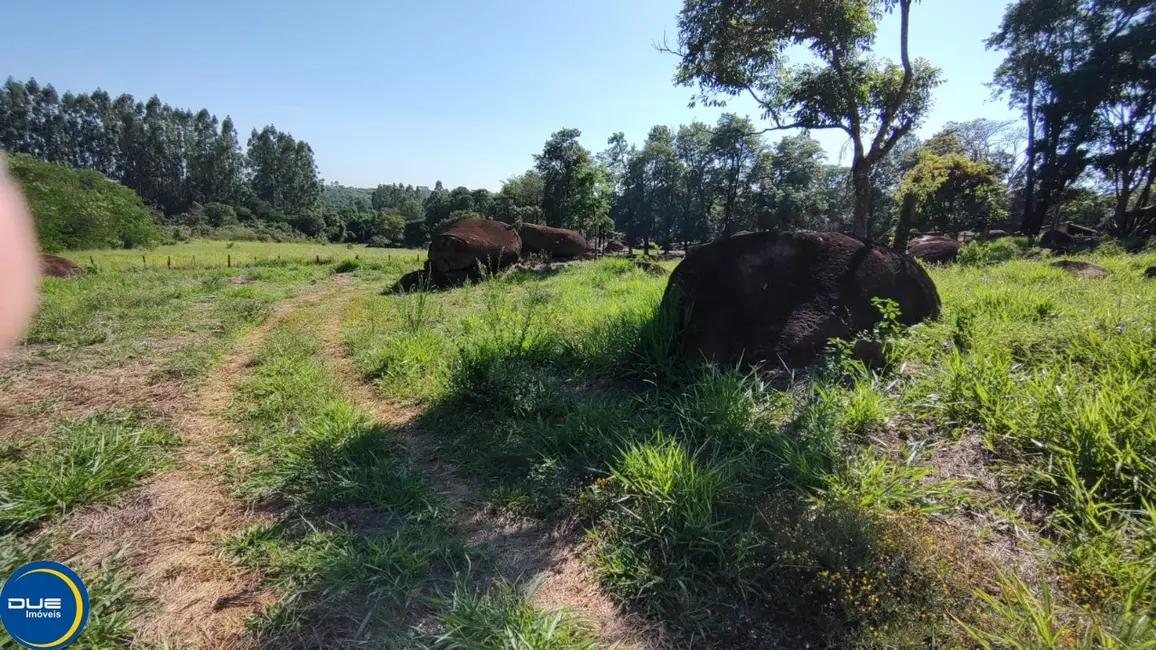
[402,303,963,648]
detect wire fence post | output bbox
[142,255,147,269]
[167,256,171,268]
[227,254,231,268]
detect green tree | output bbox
[708,114,763,237]
[535,128,598,229]
[7,153,161,251]
[672,0,943,239]
[987,0,1152,235]
[246,126,321,218]
[893,151,1008,249]
[675,122,715,244]
[754,134,829,231]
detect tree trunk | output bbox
[1114,188,1133,236]
[891,192,918,252]
[851,160,871,240]
[1020,81,1037,236]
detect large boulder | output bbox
[662,231,941,368]
[1040,229,1076,252]
[428,219,521,274]
[1145,265,1156,279]
[907,235,960,264]
[604,240,628,254]
[39,253,84,278]
[517,223,590,258]
[982,229,1012,240]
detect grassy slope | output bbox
[343,251,1156,648]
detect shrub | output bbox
[958,237,1030,266]
[7,153,162,251]
[333,258,361,273]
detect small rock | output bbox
[634,259,668,275]
[1143,266,1156,279]
[1051,260,1111,278]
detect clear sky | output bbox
[2,0,1018,191]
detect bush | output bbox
[7,153,162,251]
[333,258,361,273]
[958,237,1030,266]
[198,222,309,243]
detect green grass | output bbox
[226,299,601,647]
[65,239,421,271]
[226,306,462,645]
[0,409,178,534]
[431,580,598,650]
[340,251,1156,648]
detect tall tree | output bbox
[675,122,716,245]
[754,134,830,231]
[708,114,762,237]
[535,128,598,229]
[671,0,943,239]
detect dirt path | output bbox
[58,278,351,649]
[321,290,668,650]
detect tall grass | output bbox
[337,251,1156,647]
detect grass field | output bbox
[62,239,423,271]
[2,242,1155,648]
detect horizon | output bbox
[2,0,1019,191]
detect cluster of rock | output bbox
[390,219,593,292]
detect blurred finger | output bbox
[0,160,40,352]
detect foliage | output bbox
[432,580,597,650]
[988,0,1156,236]
[0,76,324,243]
[672,0,944,237]
[898,150,1008,236]
[6,152,162,251]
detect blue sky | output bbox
[2,0,1018,190]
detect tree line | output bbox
[0,78,324,238]
[4,0,1150,251]
[667,0,1154,245]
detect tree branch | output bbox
[869,0,915,156]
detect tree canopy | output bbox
[672,0,943,239]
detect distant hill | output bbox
[5,152,161,252]
[322,184,374,210]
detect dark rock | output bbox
[1144,266,1156,279]
[1060,222,1098,237]
[428,219,521,274]
[386,266,481,293]
[390,269,432,293]
[907,235,961,264]
[634,259,668,275]
[604,240,628,254]
[517,223,590,258]
[663,231,941,368]
[39,253,84,278]
[1051,260,1111,278]
[982,229,1012,240]
[1040,230,1076,252]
